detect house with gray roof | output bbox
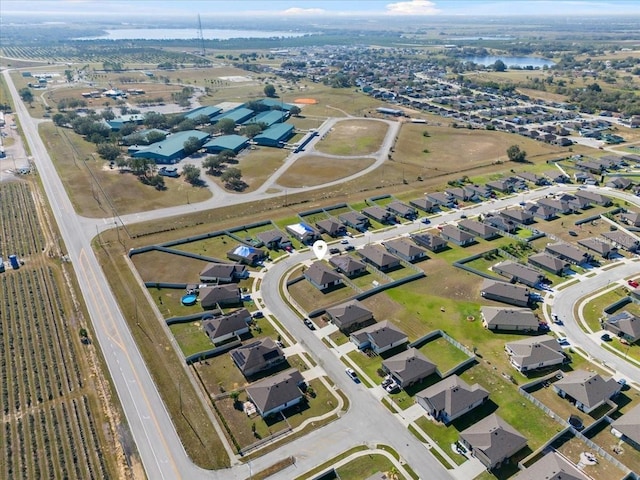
[458,219,500,240]
[227,244,268,266]
[524,203,557,221]
[484,214,517,233]
[230,338,285,377]
[409,197,435,213]
[315,218,346,237]
[545,243,593,265]
[544,170,571,183]
[338,211,370,231]
[427,192,456,208]
[416,375,489,425]
[481,306,538,331]
[578,238,614,259]
[604,311,640,344]
[382,348,437,389]
[304,261,343,291]
[386,201,417,219]
[459,413,527,470]
[621,212,640,228]
[411,233,448,252]
[445,186,477,202]
[537,197,574,215]
[286,222,321,245]
[200,284,242,309]
[505,335,565,372]
[326,300,374,333]
[256,229,291,250]
[605,177,633,190]
[513,451,589,480]
[516,172,547,186]
[203,308,251,344]
[574,190,612,206]
[466,184,493,199]
[246,368,305,417]
[481,280,532,308]
[493,261,545,287]
[553,370,621,413]
[362,206,395,224]
[487,178,515,194]
[358,244,401,271]
[199,263,248,283]
[611,403,640,451]
[557,193,590,210]
[383,238,427,262]
[528,252,568,275]
[601,230,640,253]
[329,255,367,278]
[440,225,475,247]
[501,208,534,225]
[350,320,408,354]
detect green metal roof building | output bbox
[204,134,250,154]
[257,98,295,111]
[212,107,255,124]
[185,105,223,121]
[132,130,209,164]
[253,123,294,147]
[243,110,288,127]
[122,128,168,145]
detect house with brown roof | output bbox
[601,231,640,253]
[230,338,285,376]
[553,370,621,413]
[611,403,640,451]
[480,306,538,331]
[604,311,640,344]
[203,308,251,344]
[621,212,640,228]
[358,244,401,271]
[246,368,305,417]
[459,413,528,470]
[505,335,565,372]
[501,208,534,225]
[528,252,568,275]
[199,263,248,283]
[409,197,435,213]
[411,233,448,252]
[382,348,437,389]
[440,224,475,247]
[578,237,614,259]
[481,280,532,308]
[513,451,589,480]
[458,219,500,240]
[487,178,515,194]
[338,211,370,231]
[329,255,367,278]
[326,300,374,333]
[350,320,408,354]
[545,243,593,265]
[200,284,242,309]
[304,261,343,291]
[493,261,545,287]
[315,218,346,237]
[416,375,489,425]
[362,206,395,224]
[256,229,291,250]
[383,238,427,262]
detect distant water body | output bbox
[462,55,555,68]
[76,28,308,41]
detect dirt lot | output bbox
[131,249,207,284]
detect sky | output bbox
[3,0,640,18]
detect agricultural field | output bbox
[0,182,46,257]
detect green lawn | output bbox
[414,416,467,466]
[169,321,212,357]
[582,286,631,332]
[419,337,472,375]
[336,454,405,480]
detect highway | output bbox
[5,63,640,480]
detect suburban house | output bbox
[427,192,456,208]
[329,255,367,278]
[256,229,292,250]
[606,177,633,190]
[245,368,305,417]
[537,197,574,215]
[524,203,557,221]
[410,197,436,213]
[199,284,242,309]
[500,208,534,225]
[315,218,346,237]
[544,170,571,184]
[445,186,477,202]
[487,178,515,194]
[362,206,395,224]
[203,308,251,344]
[350,320,408,354]
[382,348,437,389]
[513,451,589,480]
[199,263,248,283]
[411,233,448,252]
[621,212,640,228]
[459,413,528,470]
[516,172,547,186]
[545,243,593,265]
[484,214,517,233]
[492,261,545,287]
[601,231,640,253]
[603,311,640,344]
[553,370,621,414]
[574,171,597,185]
[304,261,343,291]
[528,252,568,275]
[466,184,493,199]
[386,200,417,219]
[415,375,489,425]
[480,306,539,331]
[230,338,285,376]
[227,245,268,266]
[458,219,500,240]
[383,238,428,262]
[480,280,532,308]
[504,335,565,372]
[611,403,640,451]
[440,225,475,247]
[358,244,401,271]
[577,159,606,174]
[574,190,612,207]
[286,222,321,245]
[325,300,374,333]
[338,211,370,231]
[558,193,591,210]
[578,238,615,259]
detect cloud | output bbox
[386,0,440,15]
[281,7,326,15]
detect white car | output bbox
[557,337,569,345]
[345,368,358,382]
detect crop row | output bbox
[0,183,46,257]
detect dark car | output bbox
[344,245,355,252]
[600,333,612,342]
[568,230,578,237]
[329,247,340,254]
[303,318,315,330]
[252,311,264,319]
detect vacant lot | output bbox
[554,433,628,480]
[232,146,289,193]
[277,155,375,188]
[131,249,207,284]
[315,119,389,156]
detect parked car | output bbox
[557,337,569,346]
[421,217,431,224]
[303,318,315,330]
[329,247,340,254]
[627,279,639,288]
[344,245,355,252]
[345,368,359,382]
[251,311,264,319]
[600,333,611,342]
[384,382,400,393]
[340,239,350,244]
[568,230,578,237]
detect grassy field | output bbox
[336,454,405,480]
[582,286,632,332]
[277,155,375,188]
[418,337,471,374]
[414,416,468,466]
[314,119,389,156]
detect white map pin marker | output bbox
[312,240,328,260]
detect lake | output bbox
[77,28,308,41]
[462,55,555,68]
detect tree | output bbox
[289,105,301,116]
[221,167,242,183]
[240,123,262,138]
[182,136,201,156]
[493,59,507,72]
[216,118,236,135]
[182,164,201,184]
[146,130,167,144]
[52,113,67,126]
[19,87,33,104]
[507,144,527,163]
[263,84,276,97]
[202,155,224,174]
[96,143,121,161]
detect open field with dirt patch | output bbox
[131,249,207,284]
[314,119,389,156]
[553,433,629,480]
[278,155,375,188]
[232,146,290,192]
